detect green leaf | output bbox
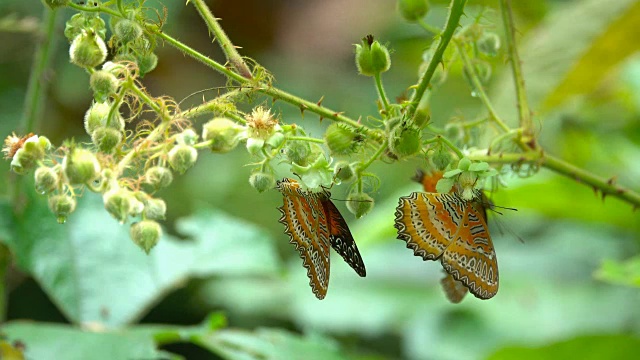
[6,193,280,326]
[435,177,455,193]
[488,334,640,360]
[443,168,462,177]
[595,257,640,288]
[468,161,489,172]
[196,328,349,360]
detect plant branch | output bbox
[408,0,467,122]
[190,0,253,79]
[499,0,533,140]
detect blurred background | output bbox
[1,0,640,359]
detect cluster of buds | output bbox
[436,156,498,200]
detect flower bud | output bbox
[202,118,242,153]
[143,197,166,220]
[249,172,275,193]
[90,70,119,102]
[397,0,430,22]
[334,160,355,182]
[48,194,76,224]
[168,145,198,174]
[355,35,391,76]
[63,148,100,185]
[283,141,312,166]
[103,188,144,223]
[92,127,122,153]
[144,166,173,190]
[69,30,107,68]
[35,166,59,194]
[432,145,452,171]
[325,123,363,156]
[84,102,125,136]
[388,123,421,158]
[137,52,158,76]
[130,220,162,254]
[346,191,374,219]
[114,19,143,44]
[477,32,501,57]
[41,0,69,9]
[176,128,198,146]
[8,134,49,174]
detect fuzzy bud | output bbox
[176,128,199,146]
[346,192,374,219]
[249,172,275,193]
[355,35,391,77]
[63,148,100,185]
[84,102,125,136]
[7,135,49,174]
[477,32,501,57]
[103,188,144,223]
[397,0,430,22]
[202,118,242,153]
[334,161,356,182]
[144,166,173,190]
[69,30,107,68]
[432,145,452,171]
[168,145,198,174]
[90,70,119,102]
[283,141,312,166]
[92,127,122,153]
[130,220,162,254]
[137,52,158,76]
[48,194,76,224]
[388,123,421,158]
[114,19,143,44]
[325,123,362,156]
[35,166,59,195]
[143,198,166,221]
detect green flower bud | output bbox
[41,0,69,10]
[103,188,144,223]
[176,128,198,146]
[92,127,122,153]
[325,123,363,156]
[144,166,173,190]
[249,172,275,193]
[63,148,100,185]
[114,19,142,44]
[137,52,158,76]
[346,191,374,219]
[130,220,162,254]
[69,30,107,68]
[90,70,119,102]
[432,145,452,171]
[355,35,391,76]
[388,123,421,158]
[334,160,355,182]
[9,135,48,174]
[477,32,501,57]
[143,198,166,220]
[202,118,242,153]
[457,157,471,171]
[35,166,59,195]
[397,0,430,22]
[113,52,137,66]
[48,194,76,224]
[168,145,198,174]
[84,102,125,136]
[283,141,312,166]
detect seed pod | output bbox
[63,148,100,185]
[130,220,162,254]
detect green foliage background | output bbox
[0,0,639,359]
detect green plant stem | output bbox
[408,0,467,122]
[190,0,253,79]
[425,135,464,158]
[286,136,324,144]
[68,2,122,18]
[500,0,533,140]
[359,142,387,173]
[417,19,441,35]
[374,73,390,113]
[454,40,510,133]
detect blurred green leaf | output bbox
[197,328,348,360]
[595,257,640,288]
[3,192,280,326]
[487,334,640,360]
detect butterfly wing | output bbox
[440,203,499,299]
[322,199,366,277]
[394,192,467,261]
[440,272,469,303]
[277,180,331,299]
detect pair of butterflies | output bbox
[275,173,498,301]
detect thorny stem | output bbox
[408,0,467,122]
[190,0,253,79]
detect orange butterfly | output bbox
[395,170,498,301]
[276,178,366,299]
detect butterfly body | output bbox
[276,178,366,299]
[395,171,498,300]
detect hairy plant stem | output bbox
[190,0,252,79]
[408,0,467,122]
[374,73,390,113]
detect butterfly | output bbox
[276,178,366,299]
[395,169,498,301]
